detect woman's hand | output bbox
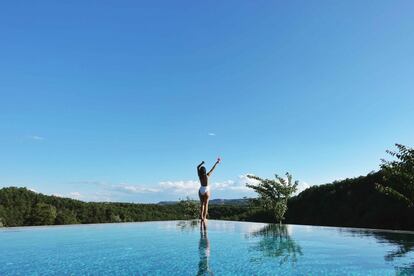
[217,157,221,164]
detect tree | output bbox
[55,209,79,225]
[376,144,414,207]
[30,203,57,225]
[0,205,5,227]
[178,197,199,219]
[247,173,298,224]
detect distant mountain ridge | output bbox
[158,198,250,206]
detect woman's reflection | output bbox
[197,220,213,275]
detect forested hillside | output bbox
[285,171,414,230]
[0,187,247,227]
[0,187,186,227]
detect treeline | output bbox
[285,144,414,230]
[0,187,250,227]
[0,171,413,230]
[0,187,187,227]
[0,173,413,230]
[285,171,414,230]
[209,170,414,230]
[0,172,412,230]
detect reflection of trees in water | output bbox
[247,224,302,265]
[176,220,199,232]
[396,264,414,275]
[343,229,414,273]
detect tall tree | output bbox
[376,144,414,207]
[247,173,298,224]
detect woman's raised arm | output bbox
[207,158,221,177]
[197,161,205,171]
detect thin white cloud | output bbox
[208,133,216,136]
[28,135,45,141]
[69,192,82,198]
[70,190,113,202]
[211,174,260,192]
[68,180,105,186]
[159,180,199,195]
[86,193,113,202]
[113,184,160,194]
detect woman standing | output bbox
[197,158,221,221]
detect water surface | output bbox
[1,220,414,275]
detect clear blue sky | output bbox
[1,1,413,203]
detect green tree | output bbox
[178,197,199,219]
[376,144,414,207]
[247,173,298,224]
[55,209,79,225]
[0,205,5,227]
[31,203,57,225]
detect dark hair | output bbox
[198,166,206,177]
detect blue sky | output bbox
[1,1,413,203]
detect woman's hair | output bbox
[198,166,207,177]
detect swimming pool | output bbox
[1,220,413,275]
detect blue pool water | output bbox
[1,220,414,275]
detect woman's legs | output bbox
[202,192,210,220]
[199,192,204,220]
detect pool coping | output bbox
[1,219,414,235]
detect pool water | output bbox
[1,220,414,275]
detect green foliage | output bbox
[0,187,185,226]
[0,205,5,227]
[55,209,79,225]
[0,187,252,227]
[247,173,298,223]
[31,203,57,226]
[285,171,414,230]
[178,197,199,219]
[376,144,414,207]
[1,187,245,227]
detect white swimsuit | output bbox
[199,185,210,195]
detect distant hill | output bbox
[158,198,250,206]
[0,187,188,227]
[0,187,249,227]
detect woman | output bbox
[197,158,221,221]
